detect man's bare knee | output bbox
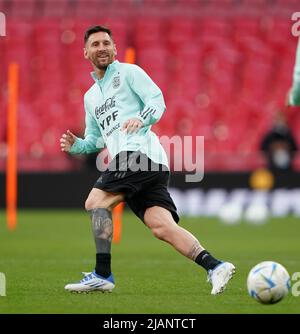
[151,225,169,240]
[145,216,172,241]
[85,188,123,211]
[85,197,108,211]
[144,206,178,241]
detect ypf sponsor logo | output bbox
[291,12,300,37]
[0,12,6,36]
[0,272,6,296]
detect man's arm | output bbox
[289,37,300,106]
[129,64,166,127]
[60,100,104,154]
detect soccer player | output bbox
[60,26,235,295]
[288,37,300,105]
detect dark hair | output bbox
[84,25,113,44]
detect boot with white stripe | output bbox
[65,271,115,293]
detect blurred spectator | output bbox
[260,111,298,171]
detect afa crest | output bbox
[112,76,120,89]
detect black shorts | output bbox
[93,151,179,223]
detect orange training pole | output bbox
[124,47,136,65]
[112,48,136,243]
[112,202,125,244]
[6,63,19,231]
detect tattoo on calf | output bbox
[88,208,113,253]
[188,241,202,260]
[93,216,113,241]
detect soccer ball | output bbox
[247,261,291,304]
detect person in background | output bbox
[260,111,298,171]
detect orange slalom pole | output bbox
[6,63,19,231]
[112,202,125,244]
[124,47,136,64]
[112,47,136,243]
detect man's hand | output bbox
[122,118,143,134]
[60,130,77,152]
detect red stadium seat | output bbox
[42,0,71,17]
[134,17,166,48]
[199,17,232,38]
[9,0,36,18]
[166,17,197,50]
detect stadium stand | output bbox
[0,0,300,171]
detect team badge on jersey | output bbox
[112,76,120,89]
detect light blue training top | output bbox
[70,60,169,168]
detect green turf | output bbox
[0,209,299,314]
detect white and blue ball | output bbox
[247,261,291,304]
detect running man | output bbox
[60,25,235,295]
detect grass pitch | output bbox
[0,209,299,314]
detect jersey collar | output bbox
[90,60,119,83]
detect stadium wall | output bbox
[1,171,300,209]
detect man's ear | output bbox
[114,44,117,57]
[83,47,89,59]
